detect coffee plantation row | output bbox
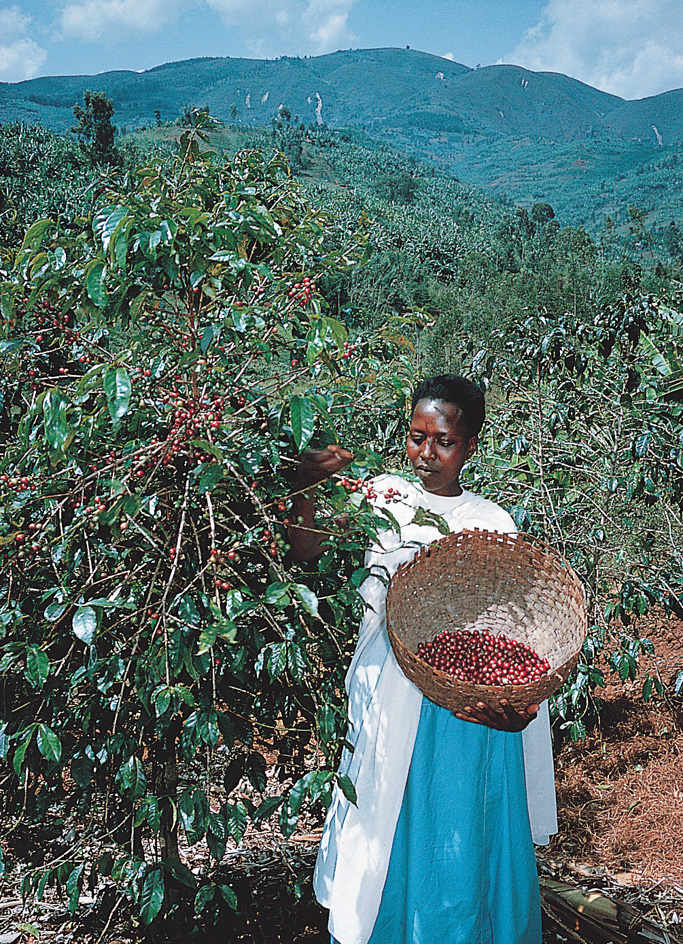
[0,115,682,933]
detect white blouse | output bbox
[313,474,558,944]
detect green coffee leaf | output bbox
[251,796,282,825]
[194,884,216,914]
[66,863,85,913]
[293,584,320,618]
[71,754,94,788]
[198,463,223,493]
[116,755,147,800]
[103,367,131,424]
[36,724,62,762]
[140,868,165,925]
[22,218,54,250]
[0,724,10,761]
[264,582,291,607]
[43,390,72,451]
[412,506,450,535]
[26,646,49,690]
[44,602,67,622]
[85,259,108,308]
[99,205,129,253]
[290,396,316,451]
[163,859,196,888]
[218,884,238,909]
[72,606,97,646]
[13,728,34,776]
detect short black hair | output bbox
[411,374,485,437]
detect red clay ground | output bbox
[532,611,683,942]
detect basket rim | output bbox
[389,527,583,581]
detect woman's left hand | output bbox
[454,700,539,732]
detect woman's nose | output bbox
[421,438,435,458]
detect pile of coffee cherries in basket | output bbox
[416,628,551,686]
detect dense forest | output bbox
[0,110,682,935]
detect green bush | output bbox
[0,125,413,929]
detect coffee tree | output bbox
[453,292,683,739]
[71,90,117,165]
[0,127,412,927]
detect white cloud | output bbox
[442,52,455,61]
[0,5,29,34]
[0,37,47,81]
[303,4,354,49]
[57,0,181,41]
[0,5,47,81]
[205,0,357,55]
[53,0,357,57]
[507,0,683,99]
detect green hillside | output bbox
[2,46,683,241]
[381,124,683,234]
[373,64,625,140]
[0,49,472,133]
[2,47,683,145]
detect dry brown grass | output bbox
[549,612,683,887]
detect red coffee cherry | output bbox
[416,628,550,686]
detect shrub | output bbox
[0,124,412,928]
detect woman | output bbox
[289,375,557,944]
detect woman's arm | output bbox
[288,444,353,562]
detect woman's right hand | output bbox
[295,444,354,487]
[288,445,354,562]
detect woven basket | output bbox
[386,529,587,712]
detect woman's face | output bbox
[406,398,478,496]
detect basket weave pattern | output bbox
[386,529,587,712]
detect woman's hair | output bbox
[411,374,485,437]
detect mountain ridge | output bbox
[1,47,682,147]
[3,46,683,236]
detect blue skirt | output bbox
[333,697,541,944]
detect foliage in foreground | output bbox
[0,121,172,251]
[0,128,413,929]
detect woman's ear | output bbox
[466,435,478,459]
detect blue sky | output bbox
[2,0,683,100]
